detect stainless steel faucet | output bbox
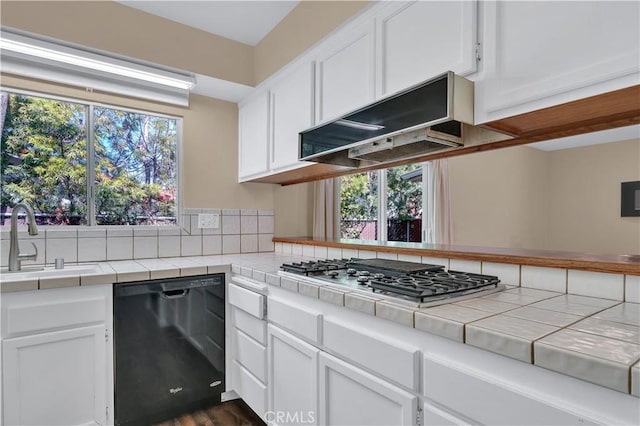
[8,203,39,272]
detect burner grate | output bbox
[280,259,352,276]
[368,270,500,302]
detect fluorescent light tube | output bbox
[335,119,385,131]
[0,34,195,90]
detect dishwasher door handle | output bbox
[161,289,190,299]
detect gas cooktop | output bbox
[279,258,504,308]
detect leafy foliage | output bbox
[340,171,378,238]
[93,107,177,225]
[386,164,422,220]
[0,92,177,225]
[1,93,87,224]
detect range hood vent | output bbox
[299,71,474,168]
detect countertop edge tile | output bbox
[465,324,535,363]
[0,278,39,292]
[375,301,414,327]
[414,312,464,342]
[631,361,640,397]
[38,276,80,290]
[534,341,632,394]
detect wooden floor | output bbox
[154,399,266,426]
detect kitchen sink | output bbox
[1,264,100,280]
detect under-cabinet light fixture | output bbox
[335,119,385,131]
[0,30,196,90]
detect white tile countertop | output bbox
[1,252,639,397]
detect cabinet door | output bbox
[271,62,315,171]
[3,325,107,426]
[267,325,319,426]
[376,0,477,96]
[315,21,375,122]
[318,352,417,426]
[477,1,640,123]
[238,90,270,180]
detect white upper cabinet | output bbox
[314,21,376,122]
[476,0,640,123]
[238,90,270,180]
[376,0,478,97]
[271,62,315,171]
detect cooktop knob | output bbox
[359,270,371,276]
[327,270,339,278]
[357,276,370,283]
[346,268,357,276]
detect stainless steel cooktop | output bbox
[279,258,505,308]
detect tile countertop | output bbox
[1,253,639,398]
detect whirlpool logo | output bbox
[264,410,316,424]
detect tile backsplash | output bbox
[0,208,274,267]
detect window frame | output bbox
[337,163,429,243]
[0,87,183,227]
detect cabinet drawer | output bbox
[422,401,468,426]
[1,286,109,338]
[231,360,267,417]
[232,328,267,382]
[268,296,323,344]
[423,356,597,425]
[232,306,267,345]
[323,318,420,391]
[228,283,265,319]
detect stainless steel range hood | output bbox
[299,71,475,168]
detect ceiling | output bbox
[117,1,299,46]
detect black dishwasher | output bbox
[114,274,225,426]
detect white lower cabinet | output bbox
[227,278,268,418]
[319,352,418,426]
[423,355,599,426]
[422,401,470,426]
[267,325,319,426]
[236,283,637,426]
[231,360,267,417]
[1,285,113,426]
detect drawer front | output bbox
[423,356,597,426]
[2,286,109,338]
[422,401,467,426]
[232,328,267,382]
[268,296,323,344]
[231,360,267,417]
[232,307,267,345]
[323,318,420,391]
[228,283,265,319]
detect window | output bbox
[339,164,425,242]
[0,91,179,226]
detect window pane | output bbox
[93,107,177,225]
[387,164,422,242]
[340,171,378,240]
[1,92,87,225]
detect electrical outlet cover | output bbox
[198,213,220,229]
